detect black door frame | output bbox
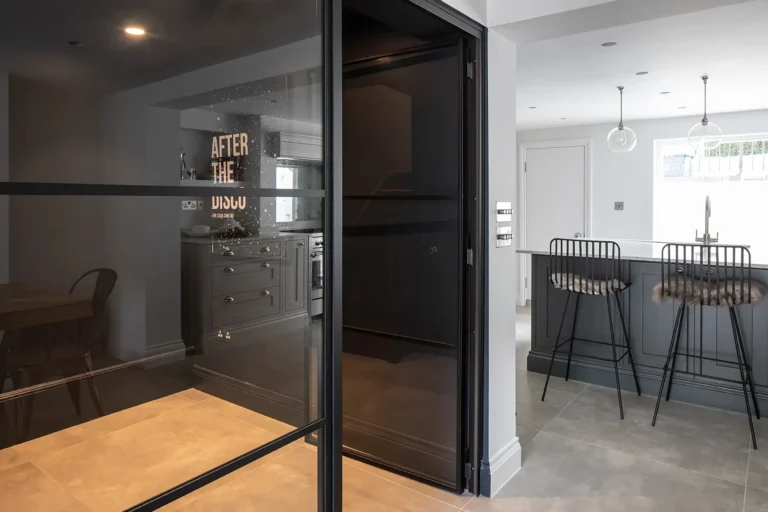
[3,0,483,509]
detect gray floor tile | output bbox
[745,487,768,512]
[516,371,586,430]
[544,385,751,485]
[748,419,768,491]
[466,432,745,512]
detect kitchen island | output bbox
[520,240,768,414]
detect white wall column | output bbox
[482,28,520,496]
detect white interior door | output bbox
[523,145,587,301]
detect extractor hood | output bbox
[267,132,323,162]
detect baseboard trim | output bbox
[480,438,522,497]
[528,351,768,414]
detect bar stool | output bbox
[542,238,642,419]
[652,243,764,449]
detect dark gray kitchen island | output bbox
[520,241,768,414]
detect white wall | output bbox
[483,28,521,497]
[489,0,614,25]
[0,73,8,284]
[441,0,487,23]
[518,109,768,241]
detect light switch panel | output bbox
[614,201,624,211]
[496,202,513,223]
[496,226,514,248]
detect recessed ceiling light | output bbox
[67,40,83,47]
[560,118,567,120]
[529,106,537,109]
[124,26,146,37]
[635,71,649,75]
[660,91,671,95]
[601,42,617,47]
[678,106,687,109]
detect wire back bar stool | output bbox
[543,238,641,419]
[652,243,763,449]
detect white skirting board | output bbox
[484,437,522,497]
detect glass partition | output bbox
[0,1,334,510]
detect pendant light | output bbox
[607,86,637,153]
[688,76,722,151]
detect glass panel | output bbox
[0,194,323,509]
[1,1,323,190]
[342,44,462,487]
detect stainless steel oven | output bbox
[310,233,323,316]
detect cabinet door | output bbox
[284,238,308,313]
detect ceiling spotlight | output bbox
[678,106,687,109]
[660,91,671,95]
[601,42,617,47]
[529,106,537,109]
[124,26,146,37]
[635,71,649,75]
[561,117,567,120]
[67,40,83,47]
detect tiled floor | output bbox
[484,306,768,512]
[1,307,766,511]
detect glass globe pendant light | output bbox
[607,86,637,153]
[688,75,722,151]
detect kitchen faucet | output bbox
[695,195,719,245]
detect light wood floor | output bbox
[0,389,472,511]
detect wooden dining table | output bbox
[0,282,92,331]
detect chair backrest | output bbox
[549,238,623,294]
[660,243,752,306]
[69,268,118,316]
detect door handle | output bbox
[262,263,271,269]
[223,250,235,257]
[574,233,583,238]
[224,296,235,304]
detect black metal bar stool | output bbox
[652,243,763,449]
[542,238,642,419]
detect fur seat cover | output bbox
[551,273,628,295]
[653,277,766,307]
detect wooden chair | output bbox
[6,269,117,441]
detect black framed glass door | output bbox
[0,0,342,510]
[340,34,471,492]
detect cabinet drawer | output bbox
[212,241,283,262]
[212,287,280,328]
[212,260,280,297]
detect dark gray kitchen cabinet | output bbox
[284,238,308,314]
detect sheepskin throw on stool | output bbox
[551,273,628,295]
[653,277,766,307]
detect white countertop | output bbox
[517,238,768,270]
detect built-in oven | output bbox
[310,233,323,316]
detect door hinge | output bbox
[525,277,528,288]
[464,462,474,486]
[466,61,475,79]
[466,249,474,266]
[524,161,527,173]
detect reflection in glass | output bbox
[0,0,325,508]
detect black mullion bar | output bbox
[0,182,325,198]
[320,0,342,508]
[126,420,325,511]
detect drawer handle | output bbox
[298,242,305,246]
[261,290,271,297]
[224,267,235,273]
[224,296,235,304]
[262,263,271,269]
[262,246,272,253]
[223,251,235,257]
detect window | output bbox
[276,165,298,222]
[654,134,768,255]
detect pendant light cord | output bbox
[617,86,624,129]
[702,76,709,125]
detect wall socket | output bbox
[181,200,197,211]
[197,200,205,210]
[614,201,624,211]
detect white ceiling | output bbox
[517,0,768,130]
